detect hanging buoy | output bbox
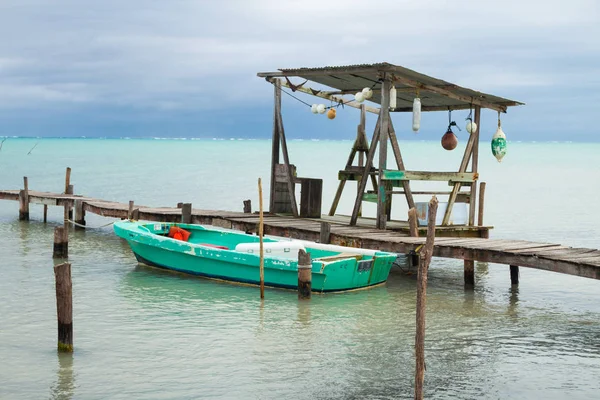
[362,87,373,99]
[327,108,336,120]
[389,85,397,109]
[310,104,318,114]
[354,92,365,103]
[491,126,507,162]
[466,118,477,134]
[441,129,458,151]
[317,104,326,114]
[412,98,421,132]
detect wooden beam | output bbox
[390,73,509,113]
[468,106,481,226]
[276,103,299,218]
[381,170,477,183]
[264,77,379,114]
[377,78,391,229]
[387,119,415,210]
[269,79,282,213]
[478,182,486,227]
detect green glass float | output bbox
[491,115,507,162]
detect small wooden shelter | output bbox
[257,63,523,237]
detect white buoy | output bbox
[317,104,326,114]
[466,120,478,134]
[389,85,397,109]
[311,104,318,114]
[362,87,373,99]
[412,98,421,132]
[354,92,365,103]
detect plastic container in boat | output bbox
[235,241,305,259]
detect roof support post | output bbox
[468,106,481,226]
[377,77,392,229]
[269,79,281,213]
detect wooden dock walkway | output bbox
[1,189,599,281]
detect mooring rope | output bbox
[64,219,115,229]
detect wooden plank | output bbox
[269,79,282,213]
[381,170,477,183]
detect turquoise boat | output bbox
[113,221,397,292]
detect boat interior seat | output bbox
[316,252,363,262]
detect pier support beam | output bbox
[19,177,29,221]
[53,226,68,259]
[74,200,85,230]
[43,205,48,223]
[464,260,475,287]
[408,207,419,268]
[54,262,73,352]
[320,221,331,244]
[298,249,312,299]
[66,184,74,220]
[181,203,192,224]
[510,265,519,285]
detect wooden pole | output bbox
[43,204,48,223]
[464,260,475,287]
[243,200,252,213]
[415,196,438,400]
[74,199,85,230]
[478,182,486,226]
[377,77,391,230]
[128,201,134,220]
[298,249,312,299]
[468,106,481,226]
[320,221,331,244]
[53,226,68,259]
[408,207,419,268]
[176,202,183,209]
[258,178,265,299]
[269,79,281,213]
[66,184,74,219]
[64,167,71,194]
[510,265,519,285]
[54,262,73,352]
[181,203,192,224]
[19,176,29,220]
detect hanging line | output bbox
[275,79,380,110]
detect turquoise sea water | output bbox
[1,138,599,399]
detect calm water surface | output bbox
[0,139,599,399]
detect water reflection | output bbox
[507,286,519,318]
[50,352,75,400]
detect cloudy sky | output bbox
[0,0,598,140]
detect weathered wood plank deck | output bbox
[1,189,599,280]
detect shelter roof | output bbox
[257,62,524,113]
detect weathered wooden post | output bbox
[510,265,519,285]
[243,200,252,214]
[258,178,265,299]
[415,196,438,400]
[320,221,331,244]
[181,203,192,224]
[408,207,419,268]
[478,182,486,226]
[54,262,73,352]
[64,167,71,194]
[43,205,48,223]
[128,201,134,220]
[53,226,68,258]
[176,202,183,209]
[74,200,85,230]
[298,249,312,299]
[464,260,475,287]
[19,176,29,220]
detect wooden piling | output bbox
[18,176,29,221]
[128,201,134,220]
[464,260,475,287]
[74,200,85,230]
[414,196,438,400]
[243,200,252,213]
[66,184,73,219]
[510,265,519,285]
[64,167,71,194]
[43,204,48,223]
[53,226,68,259]
[258,178,265,299]
[320,221,331,244]
[298,249,312,299]
[54,262,73,352]
[478,182,486,226]
[408,207,419,267]
[181,203,192,224]
[176,202,183,209]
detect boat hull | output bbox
[114,221,396,292]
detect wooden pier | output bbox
[2,188,599,282]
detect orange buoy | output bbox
[327,108,336,120]
[441,130,458,151]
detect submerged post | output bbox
[181,203,192,224]
[258,178,265,299]
[464,260,475,287]
[74,200,85,230]
[53,226,68,259]
[19,176,29,221]
[510,265,519,285]
[43,204,48,223]
[320,221,331,244]
[54,262,73,352]
[298,249,312,299]
[243,200,252,214]
[415,196,438,400]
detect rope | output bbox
[64,219,115,229]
